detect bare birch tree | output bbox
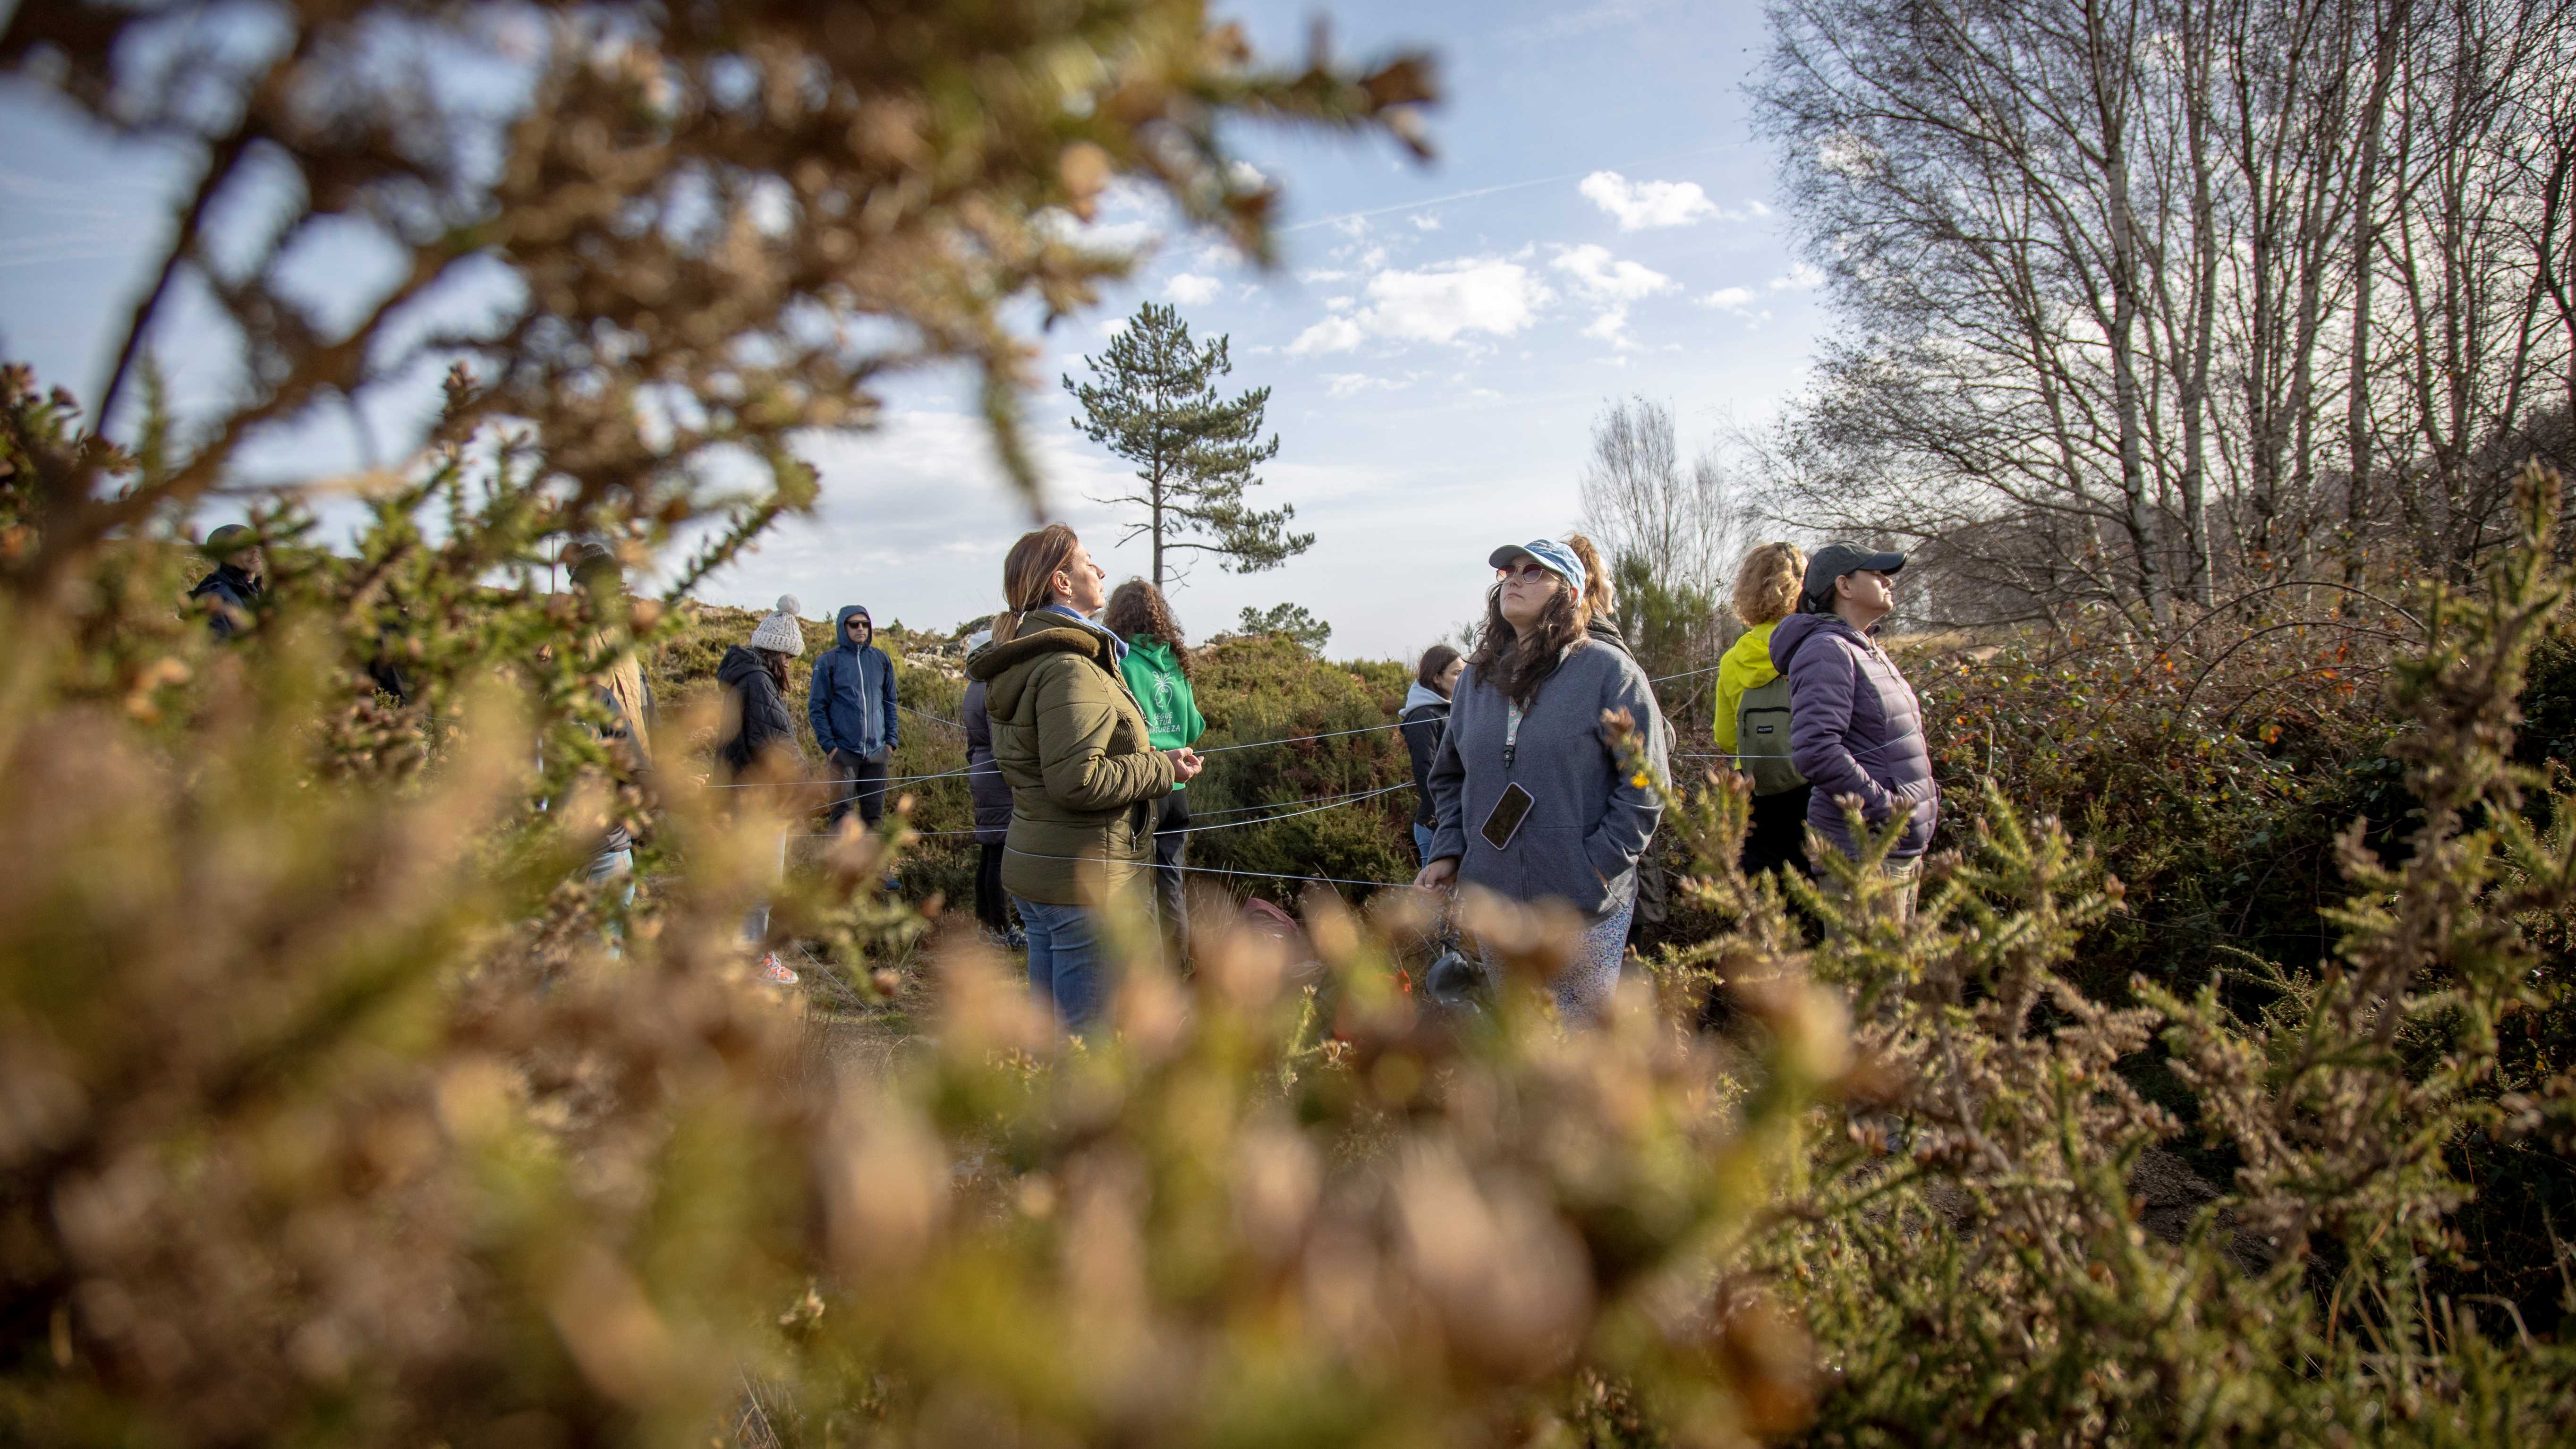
[1577,396,1739,601]
[1756,0,2576,630]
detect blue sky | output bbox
[0,0,1827,660]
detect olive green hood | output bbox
[965,622,1174,907]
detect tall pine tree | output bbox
[1064,302,1309,590]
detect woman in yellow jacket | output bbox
[1714,542,1812,879]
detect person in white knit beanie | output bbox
[720,594,808,985]
[747,594,807,656]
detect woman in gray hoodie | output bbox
[1419,537,1669,1022]
[1400,643,1462,866]
[1767,543,1938,918]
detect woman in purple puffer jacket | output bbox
[1767,542,1939,919]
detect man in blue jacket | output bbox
[809,604,901,831]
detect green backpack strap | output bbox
[1735,675,1806,796]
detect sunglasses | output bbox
[1496,561,1558,582]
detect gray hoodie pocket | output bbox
[1514,824,1610,915]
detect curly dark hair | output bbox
[1464,579,1590,707]
[1101,579,1192,679]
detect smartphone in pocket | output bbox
[1479,782,1537,851]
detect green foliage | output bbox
[1065,301,1308,590]
[1610,550,1721,686]
[1230,601,1334,655]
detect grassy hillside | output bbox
[647,605,1424,909]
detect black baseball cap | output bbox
[1800,542,1905,611]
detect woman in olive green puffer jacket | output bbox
[969,619,1175,906]
[965,525,1202,1029]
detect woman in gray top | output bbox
[1418,537,1670,1021]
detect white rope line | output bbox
[1004,846,1411,890]
[803,782,1412,841]
[1161,783,1410,833]
[1195,719,1408,753]
[705,763,974,789]
[1187,784,1405,818]
[1676,752,1796,760]
[708,718,1407,787]
[714,651,1732,794]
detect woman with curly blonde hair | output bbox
[1717,541,1811,880]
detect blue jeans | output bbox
[742,831,788,946]
[1014,896,1108,1030]
[587,848,634,958]
[1413,822,1435,868]
[587,847,634,894]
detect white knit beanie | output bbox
[748,595,805,656]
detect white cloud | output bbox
[1551,245,1670,348]
[1289,256,1554,354]
[1549,243,1674,302]
[1355,257,1553,345]
[1769,261,1825,290]
[1289,315,1368,355]
[1579,170,1718,230]
[1409,213,1443,231]
[1165,272,1221,305]
[1324,296,1356,312]
[1299,268,1352,284]
[1228,159,1268,192]
[1700,286,1755,310]
[1320,372,1412,398]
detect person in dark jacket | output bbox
[719,596,808,984]
[959,629,1021,947]
[188,524,264,639]
[1768,543,1937,921]
[1401,643,1462,866]
[1420,537,1670,1023]
[809,604,900,833]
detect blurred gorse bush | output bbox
[5,2,2576,1446]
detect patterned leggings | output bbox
[1482,895,1636,1024]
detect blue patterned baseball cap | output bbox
[1488,538,1587,596]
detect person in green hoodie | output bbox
[1104,580,1207,961]
[1715,542,1813,881]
